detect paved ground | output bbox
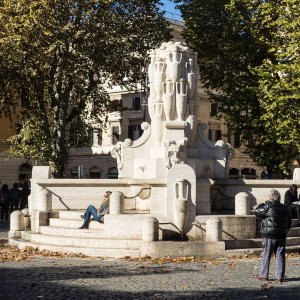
[1,221,300,300]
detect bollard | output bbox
[110,191,124,215]
[10,210,25,231]
[235,192,250,215]
[143,217,159,242]
[206,217,222,242]
[21,208,30,229]
[38,188,51,211]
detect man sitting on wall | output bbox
[284,184,300,226]
[78,191,112,229]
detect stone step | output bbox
[56,210,151,220]
[49,218,103,229]
[20,231,141,249]
[225,237,300,250]
[9,237,141,258]
[292,219,300,227]
[224,245,300,258]
[288,227,300,237]
[39,225,105,238]
[57,210,85,219]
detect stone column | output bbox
[143,217,159,242]
[31,188,51,232]
[110,191,124,215]
[38,188,51,212]
[206,217,222,242]
[235,192,250,215]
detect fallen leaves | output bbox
[123,255,222,265]
[231,251,300,260]
[260,282,273,290]
[0,245,87,262]
[287,251,300,258]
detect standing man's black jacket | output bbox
[255,199,292,239]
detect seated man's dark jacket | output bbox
[255,199,292,239]
[284,190,298,206]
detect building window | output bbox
[107,167,118,179]
[229,132,241,148]
[89,166,101,179]
[132,97,141,111]
[209,129,222,142]
[229,168,239,179]
[109,99,122,112]
[234,133,241,148]
[210,102,218,117]
[111,126,120,145]
[241,168,256,179]
[128,123,143,141]
[70,168,79,178]
[18,163,32,186]
[70,166,84,178]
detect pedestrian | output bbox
[0,184,10,221]
[284,184,300,226]
[255,189,292,283]
[78,191,112,229]
[20,182,31,210]
[9,182,21,212]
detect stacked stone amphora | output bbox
[147,41,199,154]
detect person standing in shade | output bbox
[284,184,300,226]
[0,184,10,221]
[78,191,112,229]
[9,183,21,212]
[255,189,292,283]
[20,182,31,210]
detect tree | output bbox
[0,0,170,178]
[174,0,300,177]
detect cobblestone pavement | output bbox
[1,222,300,300]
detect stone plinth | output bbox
[143,217,159,242]
[235,192,250,215]
[206,217,222,242]
[9,210,24,238]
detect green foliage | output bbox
[0,0,170,177]
[175,0,300,176]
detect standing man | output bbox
[20,182,31,210]
[255,189,292,283]
[9,182,21,212]
[284,184,300,226]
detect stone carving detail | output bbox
[111,143,123,179]
[174,179,189,234]
[148,41,199,158]
[124,139,133,147]
[165,140,187,169]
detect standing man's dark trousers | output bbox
[260,238,286,280]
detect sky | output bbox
[160,0,182,20]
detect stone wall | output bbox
[213,179,300,210]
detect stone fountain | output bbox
[111,41,234,237]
